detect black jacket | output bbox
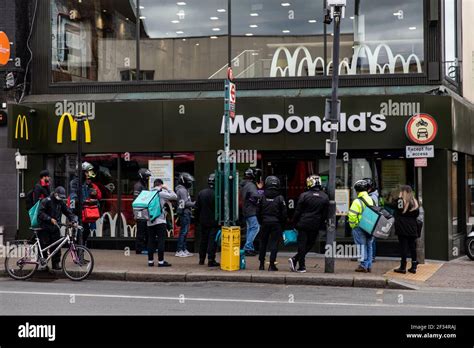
[240,180,260,218]
[195,187,218,228]
[38,194,77,229]
[293,188,329,232]
[33,181,50,205]
[394,199,419,238]
[133,180,148,199]
[257,188,287,225]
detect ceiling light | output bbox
[196,43,200,46]
[217,9,226,13]
[171,20,180,23]
[409,26,416,30]
[177,2,186,5]
[249,24,258,28]
[245,33,253,36]
[281,3,291,7]
[350,16,354,19]
[210,16,219,20]
[250,13,259,17]
[139,16,146,19]
[139,6,144,9]
[102,9,107,12]
[182,38,186,41]
[212,28,221,31]
[210,36,218,39]
[125,18,129,21]
[308,19,317,23]
[282,30,290,33]
[176,30,184,34]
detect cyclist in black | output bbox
[38,187,77,270]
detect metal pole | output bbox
[325,9,342,274]
[223,0,231,227]
[416,167,425,263]
[77,117,83,228]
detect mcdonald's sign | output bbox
[15,115,29,140]
[57,113,92,144]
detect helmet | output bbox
[82,162,94,172]
[208,173,216,188]
[138,168,152,180]
[306,175,322,189]
[354,179,369,192]
[363,178,375,191]
[244,168,255,179]
[264,176,280,190]
[178,172,195,188]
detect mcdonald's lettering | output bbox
[15,115,29,140]
[56,113,92,144]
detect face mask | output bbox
[54,194,62,201]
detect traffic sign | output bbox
[229,81,236,119]
[414,158,428,167]
[227,67,234,81]
[405,113,438,145]
[406,145,434,158]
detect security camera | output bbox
[327,0,347,6]
[326,0,346,19]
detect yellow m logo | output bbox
[57,113,92,144]
[15,115,29,140]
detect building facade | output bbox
[4,0,474,260]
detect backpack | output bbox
[28,199,42,228]
[358,196,394,239]
[25,189,35,211]
[132,190,161,221]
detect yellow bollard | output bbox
[220,226,241,271]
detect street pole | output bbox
[75,114,85,230]
[325,1,345,273]
[223,0,231,227]
[416,167,425,263]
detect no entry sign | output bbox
[228,81,236,119]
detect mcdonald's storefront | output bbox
[7,92,474,261]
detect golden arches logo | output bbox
[57,113,91,144]
[15,115,29,140]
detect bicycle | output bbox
[4,223,94,281]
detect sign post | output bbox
[405,113,438,264]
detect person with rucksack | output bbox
[257,176,287,271]
[147,179,177,267]
[175,172,195,257]
[26,170,51,211]
[348,179,375,273]
[240,168,263,257]
[195,173,220,267]
[134,168,152,254]
[38,187,77,270]
[288,175,329,273]
[393,185,420,274]
[364,178,379,262]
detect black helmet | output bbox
[363,178,375,191]
[244,168,255,179]
[264,176,280,190]
[306,175,322,189]
[208,173,216,188]
[138,168,152,180]
[354,179,369,193]
[178,172,195,188]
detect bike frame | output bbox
[23,229,79,265]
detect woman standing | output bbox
[394,185,420,274]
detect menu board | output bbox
[381,160,406,193]
[335,189,350,216]
[148,159,174,191]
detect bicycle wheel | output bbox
[62,245,94,281]
[4,241,38,280]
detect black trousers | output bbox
[259,223,282,264]
[136,220,148,252]
[38,226,61,266]
[293,229,319,267]
[398,235,417,262]
[147,223,167,262]
[199,226,218,262]
[78,223,91,247]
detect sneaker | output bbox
[355,265,368,273]
[268,264,278,271]
[296,267,306,273]
[148,261,154,267]
[208,260,220,267]
[175,251,185,257]
[288,258,297,272]
[158,261,172,267]
[183,250,194,257]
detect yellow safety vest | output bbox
[348,192,374,229]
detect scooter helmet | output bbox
[82,162,96,178]
[244,168,255,180]
[178,172,195,188]
[306,175,322,189]
[208,173,216,188]
[363,178,376,191]
[354,179,369,193]
[264,176,280,190]
[138,168,152,180]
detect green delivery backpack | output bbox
[28,200,41,228]
[132,190,161,221]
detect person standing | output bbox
[257,176,287,271]
[364,178,379,262]
[240,168,262,256]
[288,175,329,273]
[175,172,195,257]
[38,187,77,270]
[147,179,176,267]
[134,168,152,254]
[348,179,375,273]
[195,173,220,267]
[393,185,420,274]
[32,170,52,206]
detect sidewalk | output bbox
[5,249,472,290]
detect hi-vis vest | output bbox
[348,192,374,229]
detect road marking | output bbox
[0,290,473,312]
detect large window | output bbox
[50,0,425,82]
[443,0,460,84]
